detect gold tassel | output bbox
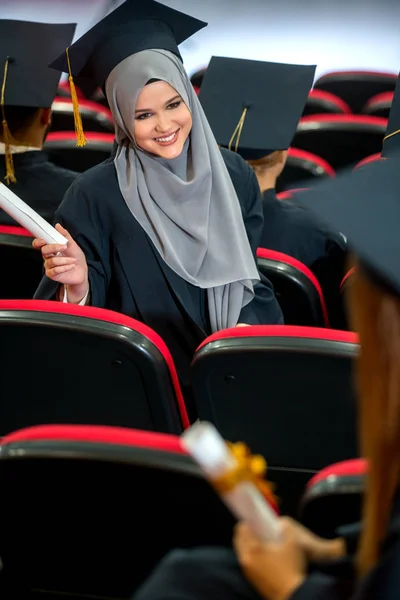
[66,47,87,147]
[1,57,16,184]
[383,128,400,143]
[228,107,248,154]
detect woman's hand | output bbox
[32,223,89,303]
[234,519,307,600]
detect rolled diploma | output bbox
[182,422,281,542]
[0,182,68,245]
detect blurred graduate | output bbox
[0,20,78,225]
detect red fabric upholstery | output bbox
[276,188,308,200]
[364,91,394,110]
[316,70,397,82]
[307,89,352,114]
[287,147,336,177]
[354,153,382,169]
[197,324,358,352]
[307,458,367,488]
[0,300,189,429]
[257,247,330,326]
[299,114,387,127]
[46,131,115,144]
[52,97,113,121]
[340,267,356,289]
[0,225,32,237]
[1,423,185,454]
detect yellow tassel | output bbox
[2,118,16,184]
[1,56,16,184]
[66,47,87,147]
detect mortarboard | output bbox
[199,56,316,161]
[292,156,400,296]
[382,72,400,158]
[49,0,206,147]
[0,20,76,108]
[0,20,76,183]
[49,0,207,88]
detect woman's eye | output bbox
[167,101,181,110]
[136,112,152,120]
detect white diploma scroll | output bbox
[182,422,281,542]
[0,182,68,245]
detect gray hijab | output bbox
[105,49,259,332]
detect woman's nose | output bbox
[155,112,172,133]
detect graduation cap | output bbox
[292,156,400,296]
[0,20,76,183]
[199,56,316,160]
[382,72,400,158]
[49,0,207,146]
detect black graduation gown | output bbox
[260,188,346,271]
[34,148,283,400]
[0,151,78,226]
[260,189,347,326]
[131,492,400,600]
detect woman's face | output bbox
[134,80,192,159]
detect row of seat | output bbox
[0,225,351,327]
[0,422,365,598]
[0,300,358,516]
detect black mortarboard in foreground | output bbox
[199,56,316,160]
[293,156,400,296]
[382,72,400,158]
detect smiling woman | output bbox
[134,81,193,159]
[33,0,283,409]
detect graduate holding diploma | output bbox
[33,0,283,406]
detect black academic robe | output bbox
[260,189,347,326]
[260,188,346,271]
[0,151,78,226]
[34,148,283,403]
[131,492,400,600]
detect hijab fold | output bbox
[105,49,259,332]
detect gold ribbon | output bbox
[228,107,248,153]
[211,441,277,507]
[1,56,16,184]
[66,47,87,147]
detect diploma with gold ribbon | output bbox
[181,422,281,542]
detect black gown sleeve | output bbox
[238,164,284,325]
[34,177,111,306]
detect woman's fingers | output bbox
[41,244,68,258]
[44,256,76,269]
[45,264,75,279]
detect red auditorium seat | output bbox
[277,147,335,192]
[340,267,356,292]
[293,114,387,170]
[191,325,359,515]
[0,226,42,299]
[50,97,114,133]
[0,424,237,598]
[0,300,188,435]
[257,248,330,327]
[45,131,114,172]
[300,458,366,538]
[354,153,382,169]
[302,89,352,116]
[313,70,397,113]
[363,91,393,118]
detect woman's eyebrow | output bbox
[135,95,181,114]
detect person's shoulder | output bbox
[220,147,251,177]
[42,161,79,184]
[64,159,117,200]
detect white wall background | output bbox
[1,0,399,81]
